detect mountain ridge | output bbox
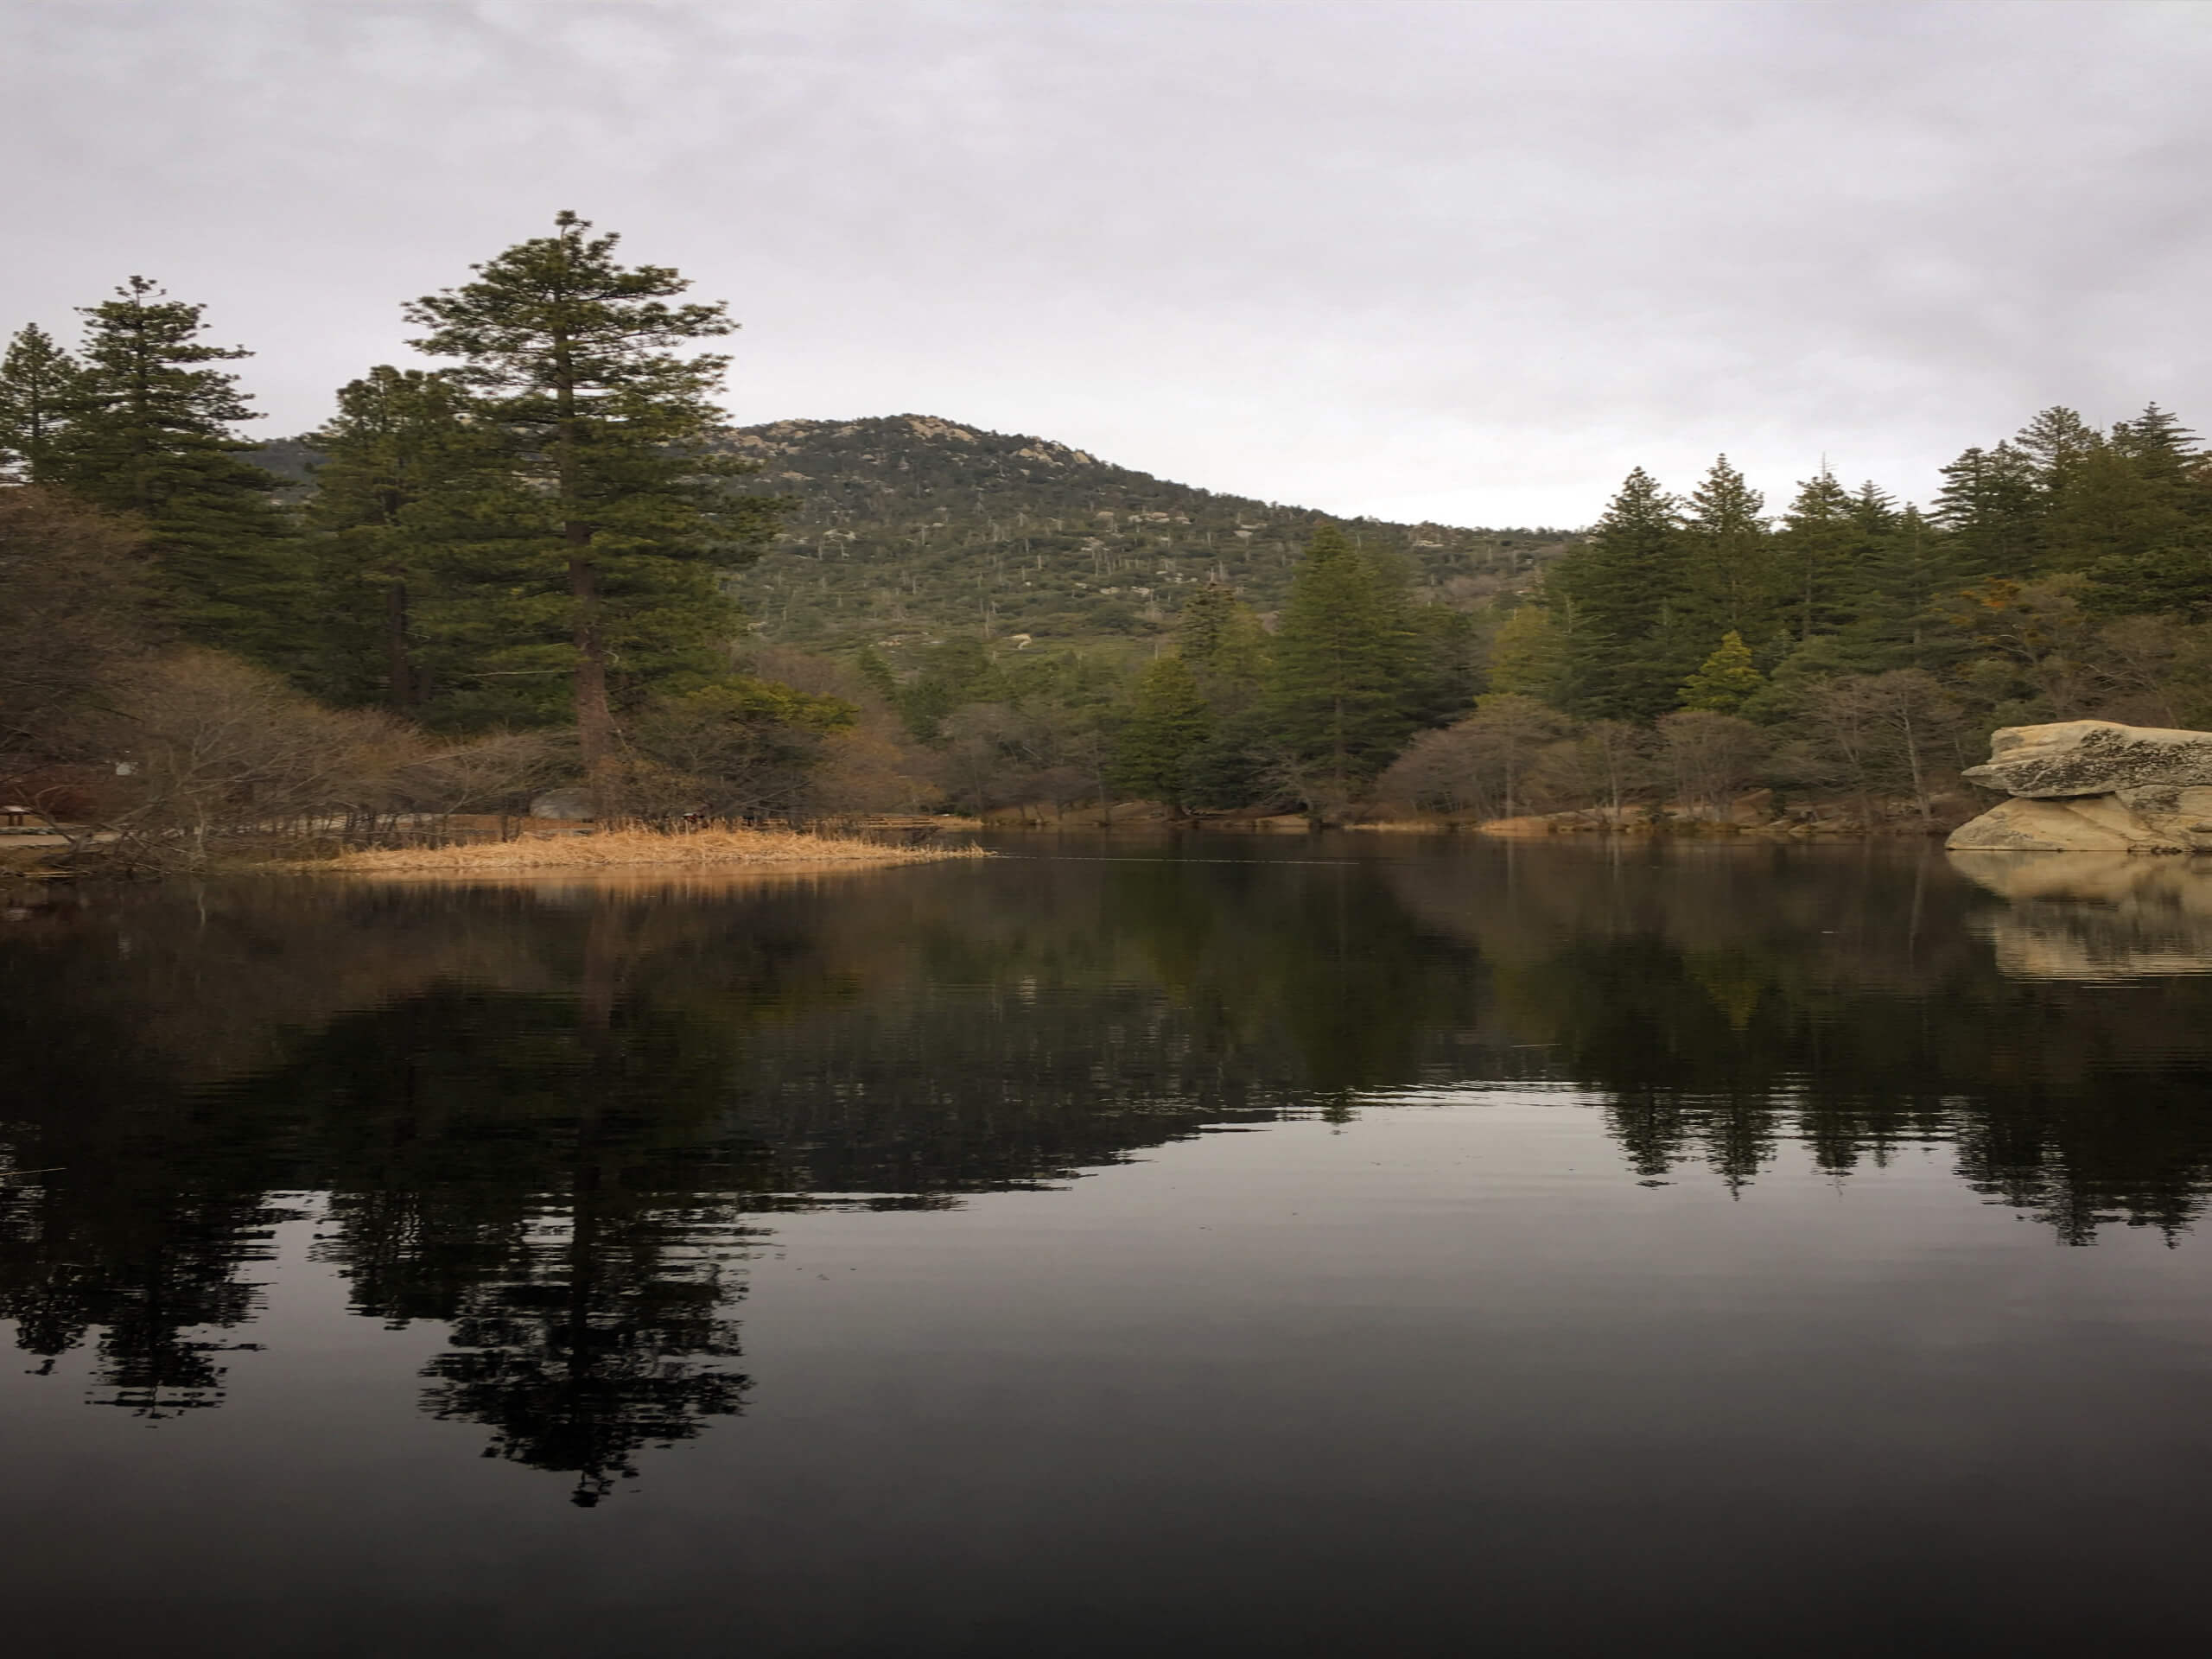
[721,413,1574,656]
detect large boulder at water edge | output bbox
[1948,720,2212,852]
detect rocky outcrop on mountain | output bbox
[1949,721,2212,852]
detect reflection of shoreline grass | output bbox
[315,826,987,874]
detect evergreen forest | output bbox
[5,212,2211,850]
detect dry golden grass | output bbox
[317,824,987,874]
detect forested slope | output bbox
[721,415,1571,653]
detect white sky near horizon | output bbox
[3,0,2209,530]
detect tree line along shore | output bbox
[4,211,2210,870]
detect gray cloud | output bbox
[4,0,2207,524]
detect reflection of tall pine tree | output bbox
[268,983,760,1504]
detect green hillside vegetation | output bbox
[721,414,1571,654]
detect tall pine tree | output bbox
[1111,654,1211,807]
[1680,454,1773,641]
[46,278,302,664]
[0,324,81,483]
[1552,467,1687,720]
[1932,442,2039,580]
[302,365,492,713]
[404,213,782,805]
[1268,525,1417,797]
[1774,468,1859,645]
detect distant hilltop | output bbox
[720,414,1574,654]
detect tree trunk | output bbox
[385,580,416,711]
[569,545,620,819]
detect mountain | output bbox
[721,415,1574,657]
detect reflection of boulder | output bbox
[1949,721,2212,852]
[1948,849,2212,980]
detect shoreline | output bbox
[308,825,988,876]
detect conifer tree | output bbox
[2013,407,2102,493]
[0,324,81,482]
[1680,455,1773,639]
[302,366,490,712]
[1486,600,1567,701]
[1178,580,1268,713]
[1932,442,2039,580]
[1775,468,1860,643]
[1840,503,1955,671]
[1268,524,1417,796]
[1550,467,1687,720]
[1111,654,1211,806]
[46,278,302,664]
[1678,630,1764,713]
[404,213,781,807]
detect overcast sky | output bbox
[4,0,2208,527]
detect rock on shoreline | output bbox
[1949,721,2212,853]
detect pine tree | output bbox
[1485,599,1568,702]
[302,366,490,712]
[1677,630,1764,713]
[0,324,82,482]
[1680,454,1773,639]
[1932,442,2039,579]
[1550,467,1687,720]
[2082,524,2212,622]
[1111,654,1211,806]
[47,278,302,664]
[404,213,782,806]
[1840,504,1957,671]
[1267,524,1417,797]
[1178,580,1268,713]
[2013,407,2102,493]
[1775,468,1859,644]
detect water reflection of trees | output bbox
[4,847,2212,1480]
[1382,842,2212,1241]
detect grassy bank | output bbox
[315,825,987,875]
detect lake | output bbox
[6,836,2212,1656]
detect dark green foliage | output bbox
[1111,655,1211,805]
[1680,454,1774,641]
[1775,469,1861,645]
[0,324,82,482]
[404,213,785,791]
[1267,526,1423,798]
[2083,524,2212,624]
[43,278,305,668]
[300,366,493,712]
[1551,467,1690,720]
[1933,442,2040,580]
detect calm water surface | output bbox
[6,836,2212,1656]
